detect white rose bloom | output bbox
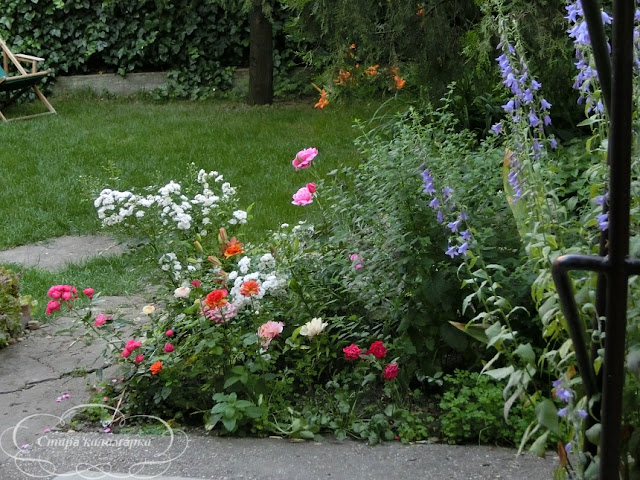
[300,317,328,338]
[174,286,191,298]
[142,305,156,315]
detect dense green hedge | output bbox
[1,0,301,98]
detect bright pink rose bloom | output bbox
[121,349,131,358]
[366,341,387,359]
[46,300,61,315]
[349,253,359,262]
[164,343,175,353]
[135,354,144,364]
[292,147,318,170]
[292,186,314,206]
[343,344,362,360]
[383,363,399,381]
[191,279,202,288]
[93,314,109,327]
[166,329,174,337]
[306,182,317,194]
[61,291,72,301]
[257,321,285,348]
[83,288,94,299]
[125,339,142,351]
[355,264,363,270]
[48,286,62,299]
[201,302,239,324]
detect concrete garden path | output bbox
[0,235,559,479]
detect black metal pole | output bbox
[600,0,633,476]
[580,0,613,116]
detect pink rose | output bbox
[191,279,202,288]
[292,147,318,170]
[349,253,359,262]
[125,339,142,351]
[121,349,131,358]
[93,314,109,327]
[61,291,72,301]
[135,354,144,364]
[383,363,399,381]
[201,302,238,324]
[166,329,174,337]
[46,300,61,315]
[292,186,314,206]
[343,344,362,360]
[83,288,95,299]
[164,343,175,353]
[306,182,317,194]
[48,286,62,299]
[257,321,285,348]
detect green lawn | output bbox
[0,94,384,312]
[0,94,380,249]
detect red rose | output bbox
[383,363,399,381]
[343,344,362,360]
[366,341,387,359]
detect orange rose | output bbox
[150,361,163,375]
[240,280,260,297]
[205,289,228,308]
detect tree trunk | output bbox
[248,0,273,105]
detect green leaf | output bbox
[585,423,601,445]
[449,321,489,344]
[484,366,514,380]
[535,399,559,434]
[513,343,535,364]
[529,430,549,457]
[221,417,237,432]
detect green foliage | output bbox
[439,370,534,445]
[0,267,22,348]
[0,0,302,99]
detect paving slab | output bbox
[0,235,126,272]
[0,433,558,480]
[0,295,150,465]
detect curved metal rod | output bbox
[551,254,606,399]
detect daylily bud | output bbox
[218,227,227,245]
[194,240,203,252]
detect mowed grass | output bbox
[0,93,385,313]
[0,93,380,249]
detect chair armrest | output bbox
[14,54,45,73]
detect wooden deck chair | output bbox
[0,37,56,122]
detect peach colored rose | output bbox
[257,321,285,348]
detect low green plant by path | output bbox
[0,93,379,249]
